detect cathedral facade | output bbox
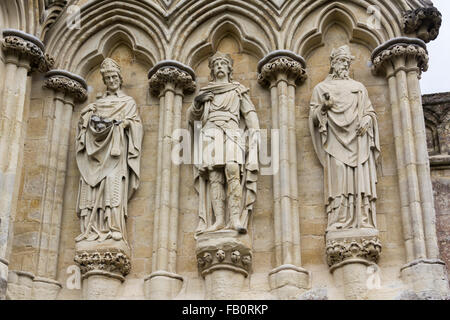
[0,0,448,300]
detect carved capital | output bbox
[74,249,131,279]
[196,246,252,278]
[257,50,307,87]
[371,37,429,76]
[326,237,382,270]
[403,7,442,43]
[44,70,88,102]
[148,60,196,96]
[1,29,54,72]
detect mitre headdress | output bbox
[100,58,121,75]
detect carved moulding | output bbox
[43,70,88,102]
[371,37,429,76]
[403,6,442,43]
[148,60,196,96]
[1,29,54,72]
[257,50,307,87]
[74,249,131,282]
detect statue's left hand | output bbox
[357,116,371,136]
[122,120,131,129]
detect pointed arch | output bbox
[290,2,387,58]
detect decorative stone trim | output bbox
[74,249,131,278]
[1,29,54,72]
[148,60,196,96]
[403,7,442,43]
[196,247,252,278]
[326,237,382,269]
[44,70,88,102]
[371,37,429,75]
[257,51,307,87]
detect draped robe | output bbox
[75,90,143,243]
[309,76,380,231]
[187,82,259,235]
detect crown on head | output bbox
[330,45,355,61]
[208,52,234,69]
[100,58,121,75]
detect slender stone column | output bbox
[26,70,87,299]
[372,37,449,298]
[144,61,196,299]
[0,29,53,300]
[258,51,311,299]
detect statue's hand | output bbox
[321,93,334,113]
[195,91,214,106]
[357,116,372,136]
[122,120,131,129]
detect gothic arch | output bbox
[182,18,268,69]
[291,2,386,58]
[171,2,276,63]
[45,0,165,73]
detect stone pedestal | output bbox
[74,239,130,300]
[196,231,252,300]
[326,229,382,300]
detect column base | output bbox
[32,277,62,300]
[0,258,8,300]
[144,271,184,300]
[196,230,252,300]
[400,259,449,299]
[6,271,35,300]
[268,264,311,300]
[82,271,123,300]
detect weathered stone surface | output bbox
[1,0,448,300]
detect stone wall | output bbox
[423,92,450,280]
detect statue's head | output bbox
[329,45,355,79]
[100,58,123,92]
[208,52,233,82]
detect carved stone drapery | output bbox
[403,6,442,43]
[145,61,196,300]
[0,29,54,300]
[372,38,449,298]
[258,51,310,300]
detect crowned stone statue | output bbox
[309,45,381,232]
[187,52,260,236]
[75,58,143,244]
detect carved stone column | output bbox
[372,37,449,298]
[144,61,196,299]
[0,29,53,300]
[25,70,88,299]
[403,6,442,43]
[258,51,311,299]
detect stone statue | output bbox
[309,45,381,232]
[75,58,143,244]
[188,52,260,235]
